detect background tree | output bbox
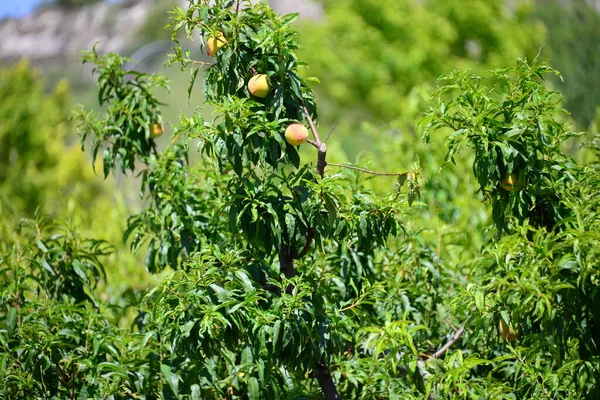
[534,0,600,129]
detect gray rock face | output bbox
[0,0,322,63]
[0,0,152,62]
[270,0,323,21]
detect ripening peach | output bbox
[151,123,164,139]
[248,74,270,98]
[206,31,227,57]
[501,170,525,192]
[285,123,309,146]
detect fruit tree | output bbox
[1,1,599,399]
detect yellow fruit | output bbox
[248,74,270,98]
[206,31,227,57]
[498,319,518,341]
[151,123,164,139]
[284,123,309,146]
[501,171,525,192]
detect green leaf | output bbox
[72,260,88,283]
[248,377,259,400]
[272,320,281,350]
[6,307,17,338]
[191,384,201,400]
[235,270,256,294]
[160,364,180,398]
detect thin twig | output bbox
[187,59,211,66]
[445,318,459,333]
[339,300,361,313]
[306,138,319,149]
[324,121,338,143]
[300,101,321,145]
[327,163,410,177]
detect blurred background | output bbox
[1,0,599,304]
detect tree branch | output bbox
[300,102,321,145]
[296,101,340,399]
[300,101,327,178]
[278,246,296,280]
[296,227,314,259]
[397,324,465,399]
[431,325,464,359]
[315,362,341,400]
[327,163,410,177]
[316,143,328,178]
[278,246,296,295]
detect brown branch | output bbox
[278,246,296,295]
[445,318,459,333]
[327,163,409,177]
[294,101,339,400]
[306,138,319,149]
[316,143,327,178]
[299,100,327,177]
[431,325,465,359]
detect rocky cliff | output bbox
[0,0,322,64]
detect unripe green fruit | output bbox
[206,31,227,57]
[285,123,309,146]
[248,74,270,98]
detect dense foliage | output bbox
[1,1,599,399]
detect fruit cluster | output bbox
[206,31,309,147]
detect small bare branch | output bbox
[445,318,459,333]
[306,138,320,149]
[327,163,410,177]
[324,121,338,143]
